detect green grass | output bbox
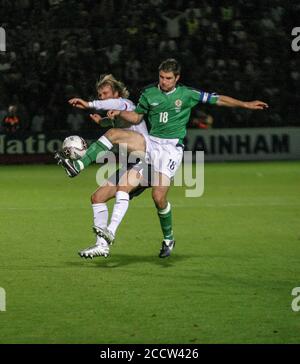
[0,161,300,343]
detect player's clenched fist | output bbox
[89,114,102,124]
[107,110,121,119]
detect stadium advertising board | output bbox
[185,128,300,161]
[0,128,299,163]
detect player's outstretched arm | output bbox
[68,98,89,109]
[89,99,129,111]
[217,95,269,110]
[108,110,144,125]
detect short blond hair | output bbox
[96,74,129,98]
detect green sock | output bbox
[74,140,110,170]
[157,202,174,240]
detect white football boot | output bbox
[93,226,115,245]
[79,240,110,259]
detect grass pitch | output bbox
[0,161,299,343]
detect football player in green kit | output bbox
[56,58,268,258]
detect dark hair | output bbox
[158,58,181,76]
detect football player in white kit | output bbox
[66,74,150,258]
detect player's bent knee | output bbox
[105,128,122,143]
[91,192,102,204]
[91,183,118,204]
[152,193,167,210]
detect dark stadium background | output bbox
[1,0,299,134]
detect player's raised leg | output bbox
[77,128,146,169]
[56,129,146,178]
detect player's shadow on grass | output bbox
[67,253,189,269]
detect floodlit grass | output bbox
[0,162,299,343]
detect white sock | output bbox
[93,203,109,246]
[92,203,108,229]
[108,191,129,236]
[98,135,113,149]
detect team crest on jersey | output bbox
[175,99,182,112]
[175,99,182,107]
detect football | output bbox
[62,135,87,160]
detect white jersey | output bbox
[89,98,148,136]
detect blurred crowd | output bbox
[0,0,299,134]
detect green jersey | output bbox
[135,84,219,143]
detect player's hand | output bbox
[90,114,102,124]
[107,110,121,119]
[68,98,89,109]
[244,100,269,110]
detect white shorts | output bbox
[143,135,184,179]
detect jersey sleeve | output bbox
[89,98,132,111]
[135,93,149,114]
[199,91,219,104]
[187,88,219,107]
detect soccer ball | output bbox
[62,135,87,160]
